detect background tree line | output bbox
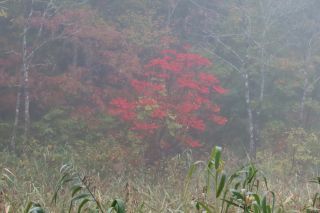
[0,0,320,168]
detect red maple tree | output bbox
[109,49,228,162]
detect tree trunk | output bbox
[10,75,22,152]
[11,0,32,149]
[254,43,267,160]
[243,71,256,159]
[22,25,30,140]
[300,72,308,126]
[258,44,266,109]
[73,43,78,66]
[145,127,166,165]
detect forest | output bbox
[0,0,320,212]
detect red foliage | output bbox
[109,49,228,150]
[178,116,206,132]
[131,121,159,133]
[210,114,228,126]
[108,98,136,121]
[183,137,202,148]
[138,97,157,106]
[131,79,165,95]
[213,85,229,94]
[151,108,167,119]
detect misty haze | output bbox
[0,0,319,212]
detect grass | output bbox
[0,144,319,212]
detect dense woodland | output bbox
[0,0,320,212]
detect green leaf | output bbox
[210,146,222,170]
[71,185,83,197]
[60,164,72,173]
[231,189,244,200]
[312,193,319,207]
[69,193,91,213]
[78,198,91,213]
[25,202,44,213]
[216,173,226,198]
[310,177,320,184]
[71,193,91,203]
[261,196,267,213]
[24,202,33,213]
[252,203,261,213]
[108,199,126,213]
[2,173,14,186]
[252,194,261,205]
[222,199,243,209]
[195,201,213,212]
[28,207,45,213]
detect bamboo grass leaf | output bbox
[216,173,226,198]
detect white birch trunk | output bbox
[22,0,34,141]
[244,71,255,158]
[300,73,308,125]
[22,25,30,140]
[10,74,22,151]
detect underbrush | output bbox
[0,144,319,212]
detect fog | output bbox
[0,0,319,212]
